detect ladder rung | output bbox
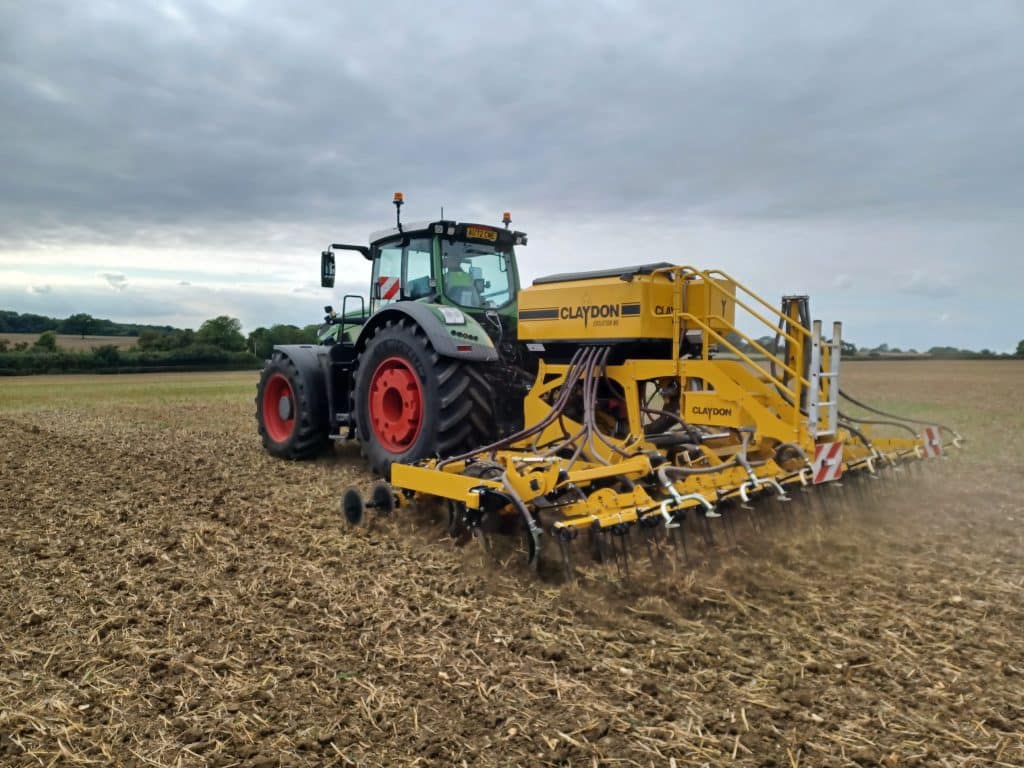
[819,372,836,378]
[819,401,835,407]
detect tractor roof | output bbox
[369,220,527,248]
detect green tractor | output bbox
[255,195,530,477]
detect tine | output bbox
[620,534,630,579]
[664,511,686,565]
[447,501,465,539]
[745,499,761,534]
[817,486,830,520]
[600,530,614,567]
[557,533,574,582]
[476,527,493,556]
[723,506,737,548]
[642,524,658,565]
[797,486,812,514]
[610,532,624,576]
[525,522,542,569]
[700,512,715,548]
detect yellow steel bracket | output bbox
[390,463,503,509]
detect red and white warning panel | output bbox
[921,426,943,458]
[812,441,843,484]
[377,275,400,300]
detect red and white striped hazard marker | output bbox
[921,426,942,458]
[812,441,843,484]
[377,275,400,300]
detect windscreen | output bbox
[440,240,514,309]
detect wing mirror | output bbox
[321,251,336,288]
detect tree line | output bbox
[725,333,1024,360]
[0,310,175,338]
[0,313,322,375]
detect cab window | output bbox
[441,241,513,309]
[371,237,434,311]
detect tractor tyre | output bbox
[256,351,330,459]
[354,318,494,479]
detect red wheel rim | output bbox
[262,372,295,443]
[368,356,423,453]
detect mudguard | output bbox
[355,303,499,363]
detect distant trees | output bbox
[138,328,195,351]
[33,331,58,352]
[246,324,319,359]
[0,310,174,337]
[0,314,261,375]
[62,313,94,339]
[1017,340,1024,358]
[92,345,121,364]
[196,316,246,352]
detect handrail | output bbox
[706,321,809,386]
[680,313,803,397]
[655,264,810,349]
[648,264,809,432]
[686,270,807,350]
[703,267,813,338]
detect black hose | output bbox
[839,411,918,437]
[839,388,957,437]
[838,419,875,450]
[438,346,591,467]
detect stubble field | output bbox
[1,361,1021,767]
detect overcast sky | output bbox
[1,1,1022,350]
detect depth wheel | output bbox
[354,319,494,478]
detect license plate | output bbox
[466,226,497,241]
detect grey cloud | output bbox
[1,1,1022,350]
[901,270,956,298]
[98,272,128,291]
[2,1,1023,248]
[27,284,51,294]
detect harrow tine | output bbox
[722,505,738,548]
[666,513,689,565]
[475,526,493,556]
[556,530,576,582]
[640,518,660,566]
[588,522,608,564]
[699,511,715,549]
[612,524,631,579]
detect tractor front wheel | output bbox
[354,319,493,478]
[256,352,330,459]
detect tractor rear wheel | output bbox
[354,318,493,478]
[256,352,330,459]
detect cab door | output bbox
[369,236,435,313]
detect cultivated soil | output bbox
[1,361,1021,767]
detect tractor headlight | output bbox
[439,307,466,325]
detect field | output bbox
[1,361,1021,767]
[0,333,139,351]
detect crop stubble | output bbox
[0,362,1021,767]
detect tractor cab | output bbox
[367,220,523,314]
[319,196,526,345]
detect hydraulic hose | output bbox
[839,388,959,438]
[839,411,918,438]
[438,346,593,468]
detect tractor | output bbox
[255,194,531,476]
